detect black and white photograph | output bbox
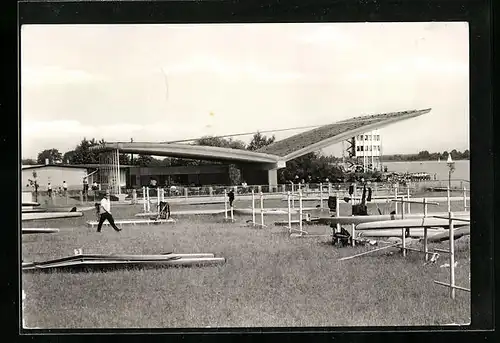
[20,21,472,328]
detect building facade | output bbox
[348,129,382,172]
[128,164,231,187]
[22,165,90,191]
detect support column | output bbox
[267,168,278,192]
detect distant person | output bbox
[47,182,52,198]
[228,189,235,207]
[96,191,122,233]
[62,181,68,195]
[82,177,89,196]
[92,181,98,191]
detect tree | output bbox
[68,138,105,164]
[22,158,37,165]
[195,136,246,150]
[37,149,62,164]
[133,154,154,167]
[62,150,76,164]
[247,132,275,151]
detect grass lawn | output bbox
[22,201,470,328]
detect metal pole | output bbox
[402,227,406,257]
[299,189,303,235]
[224,190,228,220]
[406,186,411,214]
[423,197,428,261]
[116,149,121,195]
[463,186,467,212]
[447,185,451,213]
[146,187,150,213]
[260,192,264,227]
[287,191,291,233]
[351,223,355,247]
[291,182,295,209]
[252,189,256,225]
[143,186,146,213]
[319,182,323,210]
[336,195,340,234]
[394,186,398,214]
[449,211,456,299]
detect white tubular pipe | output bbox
[146,187,151,213]
[291,183,295,209]
[319,183,324,210]
[299,190,303,235]
[157,187,160,208]
[394,187,398,214]
[447,185,451,213]
[463,186,467,212]
[328,183,332,197]
[260,192,264,226]
[287,191,291,233]
[449,211,455,299]
[353,183,357,205]
[143,186,146,213]
[224,190,228,220]
[252,190,256,225]
[407,186,411,214]
[351,223,355,247]
[335,195,340,234]
[402,228,406,257]
[423,198,428,261]
[230,204,234,222]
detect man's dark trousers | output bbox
[97,212,121,232]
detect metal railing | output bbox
[22,178,470,202]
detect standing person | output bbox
[62,181,68,196]
[228,189,235,207]
[47,182,52,198]
[82,177,89,197]
[96,191,122,233]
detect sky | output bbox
[21,22,469,160]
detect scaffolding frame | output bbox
[98,149,121,195]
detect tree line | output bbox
[381,149,470,162]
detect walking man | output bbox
[228,189,235,207]
[96,191,122,233]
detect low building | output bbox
[22,164,91,191]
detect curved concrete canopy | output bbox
[91,108,431,166]
[91,142,281,164]
[257,108,432,160]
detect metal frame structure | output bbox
[98,149,121,195]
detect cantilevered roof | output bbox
[256,108,432,160]
[91,142,282,164]
[91,108,431,166]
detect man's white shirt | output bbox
[100,198,111,214]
